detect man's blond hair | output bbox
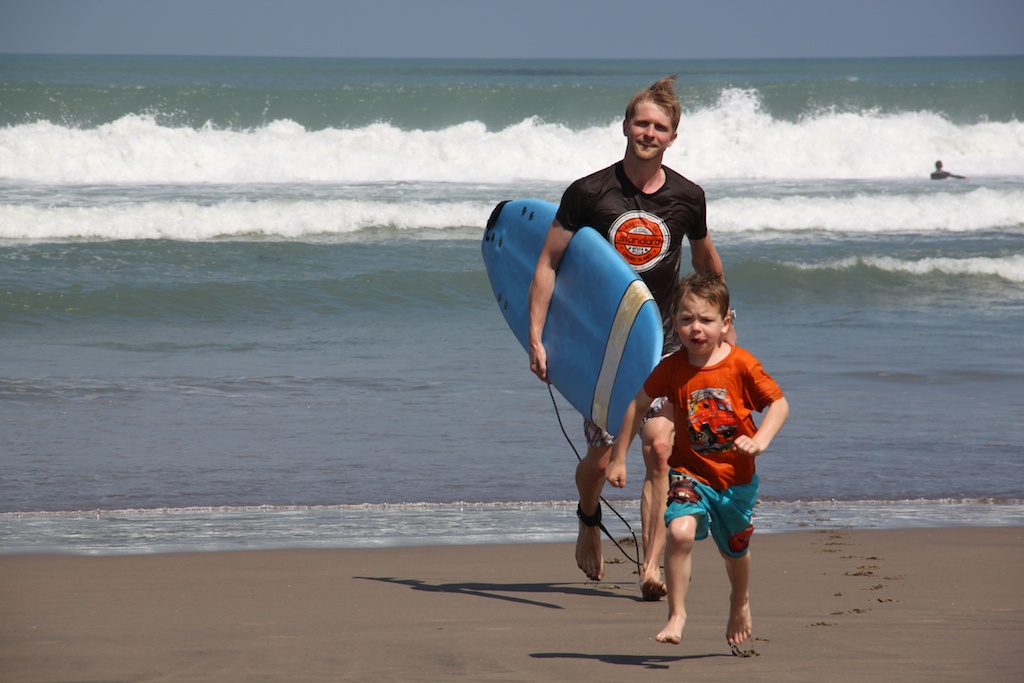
[625,76,681,132]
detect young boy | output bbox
[607,271,789,647]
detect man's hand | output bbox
[725,323,738,346]
[529,343,549,383]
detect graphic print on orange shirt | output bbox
[687,388,738,454]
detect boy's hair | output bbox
[672,271,730,319]
[625,76,681,132]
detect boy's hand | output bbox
[731,434,765,457]
[606,460,627,488]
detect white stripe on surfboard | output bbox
[592,280,655,431]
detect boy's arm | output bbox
[607,388,655,488]
[732,396,789,457]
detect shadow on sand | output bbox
[354,575,636,610]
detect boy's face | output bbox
[672,295,731,363]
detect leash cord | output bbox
[547,384,643,574]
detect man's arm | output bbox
[689,233,724,275]
[527,220,573,382]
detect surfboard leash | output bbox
[546,384,643,576]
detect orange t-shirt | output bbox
[644,346,784,490]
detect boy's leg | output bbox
[639,405,674,600]
[722,550,752,646]
[575,443,612,581]
[656,514,698,644]
[704,477,757,646]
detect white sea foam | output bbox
[2,499,1022,555]
[709,188,1024,234]
[863,254,1024,282]
[0,199,494,241]
[1,188,1021,243]
[789,254,1024,283]
[2,90,1022,185]
[676,89,1024,179]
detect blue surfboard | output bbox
[482,198,664,434]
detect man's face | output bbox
[623,101,678,162]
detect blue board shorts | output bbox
[664,469,758,558]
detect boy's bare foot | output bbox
[655,614,685,644]
[575,519,603,581]
[726,599,752,645]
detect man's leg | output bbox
[575,443,612,581]
[639,407,674,600]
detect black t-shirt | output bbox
[555,161,708,351]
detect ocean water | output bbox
[2,55,1022,555]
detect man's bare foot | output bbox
[640,560,666,600]
[641,575,667,601]
[726,598,752,645]
[655,614,685,644]
[575,520,603,581]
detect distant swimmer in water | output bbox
[931,160,965,180]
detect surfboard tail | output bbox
[591,280,655,431]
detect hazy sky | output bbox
[1,0,1022,60]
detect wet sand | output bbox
[2,526,1022,682]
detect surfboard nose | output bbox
[483,200,511,242]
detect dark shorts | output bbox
[584,396,669,448]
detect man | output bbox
[528,76,732,600]
[931,160,966,180]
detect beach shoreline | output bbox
[4,499,1023,556]
[3,526,1021,682]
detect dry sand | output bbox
[2,526,1022,682]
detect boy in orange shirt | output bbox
[608,271,789,647]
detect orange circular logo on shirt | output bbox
[609,211,670,272]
